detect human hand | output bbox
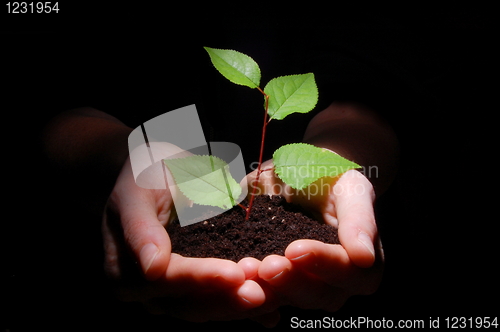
[101,144,277,323]
[246,159,384,311]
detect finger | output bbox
[287,239,383,295]
[143,274,266,322]
[236,279,266,309]
[102,208,124,280]
[112,253,247,303]
[257,254,292,285]
[115,160,172,280]
[238,259,282,319]
[332,170,377,268]
[245,159,284,196]
[164,254,245,290]
[120,194,171,281]
[144,281,265,322]
[286,240,362,286]
[238,257,261,280]
[287,240,382,309]
[258,255,342,310]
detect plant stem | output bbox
[245,87,270,220]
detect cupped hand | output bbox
[101,144,279,324]
[247,159,384,311]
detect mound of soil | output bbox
[167,195,339,262]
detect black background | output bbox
[2,3,496,331]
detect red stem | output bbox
[245,87,270,220]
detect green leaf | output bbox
[204,47,261,89]
[273,143,360,189]
[164,155,242,209]
[264,73,318,120]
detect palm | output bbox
[247,160,384,311]
[102,158,279,323]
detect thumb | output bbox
[332,170,377,268]
[113,159,173,281]
[120,197,172,281]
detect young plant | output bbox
[164,47,360,221]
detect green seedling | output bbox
[164,47,360,220]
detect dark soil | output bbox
[167,195,339,262]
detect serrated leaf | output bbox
[164,155,242,209]
[204,47,261,89]
[264,73,318,120]
[273,143,360,189]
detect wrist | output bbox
[303,102,399,195]
[43,107,133,213]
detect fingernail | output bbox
[289,252,313,262]
[239,295,253,305]
[139,243,159,275]
[264,268,288,281]
[237,280,266,308]
[358,232,375,258]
